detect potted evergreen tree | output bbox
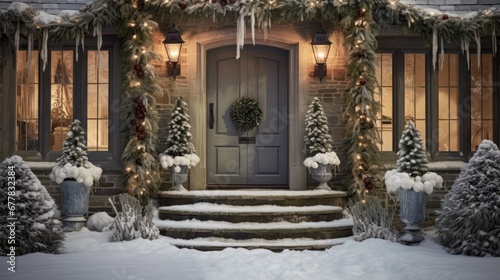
[159,98,200,191]
[49,119,102,231]
[303,97,340,190]
[384,120,443,245]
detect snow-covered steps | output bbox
[161,236,353,251]
[159,203,344,223]
[157,189,352,250]
[158,189,347,207]
[155,218,353,240]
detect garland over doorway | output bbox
[1,0,499,201]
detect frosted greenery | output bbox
[347,196,398,242]
[0,156,65,256]
[435,140,500,257]
[303,97,333,157]
[109,194,159,242]
[162,98,196,157]
[397,120,429,177]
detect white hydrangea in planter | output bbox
[385,169,443,195]
[385,120,443,245]
[159,98,200,191]
[303,97,340,190]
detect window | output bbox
[11,38,120,165]
[375,38,498,160]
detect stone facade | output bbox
[0,1,478,222]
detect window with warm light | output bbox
[376,37,498,160]
[471,54,494,151]
[374,53,393,152]
[12,38,121,165]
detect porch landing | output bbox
[155,190,353,251]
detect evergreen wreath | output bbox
[230,97,263,132]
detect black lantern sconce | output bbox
[311,27,332,81]
[163,26,184,80]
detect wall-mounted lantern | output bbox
[311,27,332,81]
[163,26,184,80]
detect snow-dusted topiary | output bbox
[87,212,115,232]
[0,156,65,255]
[159,98,200,173]
[303,97,339,168]
[109,194,159,242]
[385,121,443,194]
[347,196,398,242]
[303,97,333,157]
[49,119,102,187]
[435,140,500,257]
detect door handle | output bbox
[209,103,214,129]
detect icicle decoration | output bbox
[492,27,497,55]
[41,29,49,72]
[75,33,80,62]
[251,4,256,46]
[15,21,20,54]
[432,27,437,71]
[475,30,481,68]
[439,37,444,71]
[461,37,470,69]
[236,7,246,59]
[27,32,33,71]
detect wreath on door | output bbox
[230,97,263,132]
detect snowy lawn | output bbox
[1,228,499,280]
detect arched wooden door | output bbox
[206,45,289,187]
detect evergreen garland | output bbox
[341,1,382,201]
[230,97,263,132]
[119,0,162,204]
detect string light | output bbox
[132,35,137,40]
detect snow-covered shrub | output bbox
[159,98,200,173]
[49,119,102,187]
[347,196,398,242]
[0,156,65,255]
[303,97,339,168]
[385,121,443,194]
[435,140,500,257]
[87,212,115,232]
[109,194,159,242]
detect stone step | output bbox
[158,190,347,207]
[155,218,353,240]
[158,203,344,223]
[161,236,353,252]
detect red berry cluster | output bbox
[137,0,145,10]
[179,1,187,9]
[131,97,147,140]
[134,64,144,78]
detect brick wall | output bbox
[0,46,3,161]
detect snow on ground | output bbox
[1,228,499,280]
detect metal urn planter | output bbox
[398,188,428,245]
[61,179,90,232]
[170,165,189,191]
[310,163,332,190]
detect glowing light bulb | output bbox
[132,35,137,40]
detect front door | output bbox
[207,45,289,187]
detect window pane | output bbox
[87,50,109,151]
[374,54,393,152]
[404,54,426,144]
[438,54,459,152]
[471,54,494,151]
[50,51,74,151]
[16,51,39,151]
